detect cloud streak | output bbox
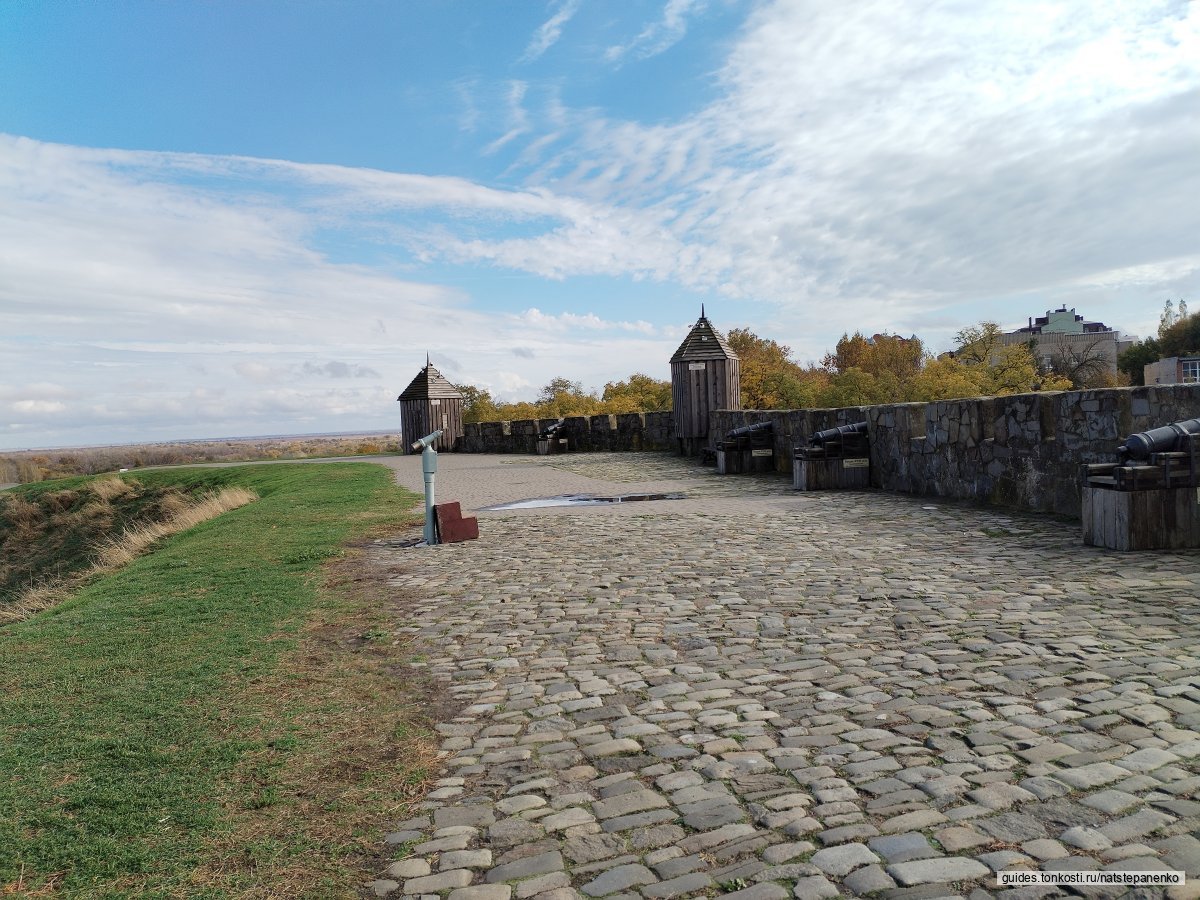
[523,0,582,62]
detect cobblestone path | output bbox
[368,453,1200,899]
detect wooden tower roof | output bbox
[670,311,738,363]
[397,363,464,401]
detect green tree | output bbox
[1117,337,1162,386]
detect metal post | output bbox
[412,430,443,545]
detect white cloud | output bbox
[523,0,582,62]
[606,0,705,62]
[3,1,1199,446]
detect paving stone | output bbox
[516,874,572,898]
[761,842,815,864]
[364,454,1200,900]
[1098,809,1176,844]
[1060,826,1113,852]
[451,887,514,900]
[810,842,879,877]
[1020,838,1069,861]
[592,791,669,820]
[976,813,1049,842]
[1079,790,1142,815]
[406,870,476,894]
[436,807,497,828]
[386,859,432,878]
[585,739,643,758]
[976,850,1032,872]
[1115,747,1179,772]
[721,884,791,900]
[442,849,494,870]
[564,834,627,864]
[486,851,566,884]
[580,864,658,897]
[791,876,840,900]
[368,879,400,897]
[868,832,940,864]
[879,809,947,833]
[843,864,897,895]
[935,826,990,852]
[542,808,596,832]
[887,857,991,886]
[639,872,713,898]
[1053,763,1130,790]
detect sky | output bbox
[1,0,1198,450]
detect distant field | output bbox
[0,463,436,897]
[0,432,404,484]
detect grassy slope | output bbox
[0,463,428,897]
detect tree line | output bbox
[455,320,1130,424]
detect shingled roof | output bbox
[670,313,738,363]
[397,364,464,401]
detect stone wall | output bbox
[458,386,1200,517]
[460,411,675,454]
[709,384,1200,517]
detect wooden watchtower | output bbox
[397,358,464,453]
[670,308,741,456]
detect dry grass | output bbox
[87,475,135,501]
[183,543,446,898]
[0,486,257,625]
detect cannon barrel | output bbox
[1119,418,1200,461]
[727,421,773,439]
[539,420,566,438]
[810,421,868,446]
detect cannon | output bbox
[794,421,870,491]
[536,419,569,454]
[715,420,774,473]
[810,421,868,446]
[728,421,774,441]
[539,419,566,439]
[1117,418,1200,462]
[1082,416,1200,550]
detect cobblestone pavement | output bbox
[367,453,1200,900]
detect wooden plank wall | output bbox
[401,398,464,453]
[671,358,741,442]
[1082,485,1200,550]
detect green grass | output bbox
[0,463,427,897]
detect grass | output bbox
[1,477,258,625]
[0,463,439,897]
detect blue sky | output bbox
[2,0,1198,449]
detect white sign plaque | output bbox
[688,362,706,371]
[752,449,774,457]
[843,458,869,469]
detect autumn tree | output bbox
[824,332,924,402]
[536,377,601,418]
[725,328,823,408]
[455,384,500,424]
[1159,308,1200,359]
[601,373,672,413]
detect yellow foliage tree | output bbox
[601,373,672,413]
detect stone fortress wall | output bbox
[461,385,1200,518]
